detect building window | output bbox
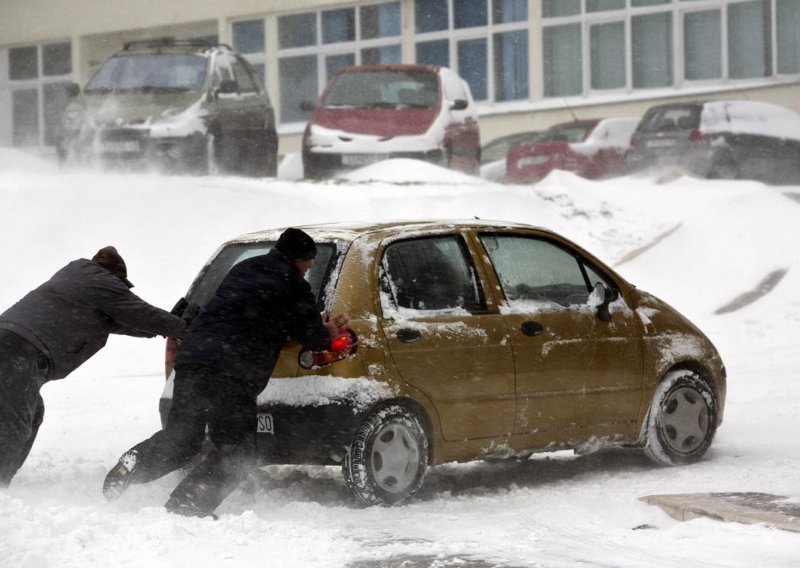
[728,0,770,79]
[541,0,799,99]
[6,41,72,147]
[249,1,402,124]
[414,0,529,103]
[684,9,721,80]
[632,12,672,88]
[232,20,266,84]
[777,0,800,73]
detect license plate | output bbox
[517,155,550,168]
[257,413,274,434]
[342,154,383,166]
[646,139,677,148]
[101,140,141,153]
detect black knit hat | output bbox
[92,246,134,288]
[275,228,317,261]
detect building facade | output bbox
[1,0,799,156]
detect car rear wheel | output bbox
[343,405,428,506]
[644,370,718,466]
[708,156,740,180]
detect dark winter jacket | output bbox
[0,259,186,381]
[176,248,331,395]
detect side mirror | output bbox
[66,82,81,97]
[450,99,468,111]
[216,79,239,96]
[592,282,613,322]
[299,100,316,112]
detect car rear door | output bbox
[474,230,644,440]
[378,231,516,441]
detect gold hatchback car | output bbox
[163,220,726,506]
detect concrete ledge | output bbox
[640,493,800,533]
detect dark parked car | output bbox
[626,100,800,184]
[506,118,639,184]
[301,64,480,179]
[57,38,278,176]
[162,221,726,507]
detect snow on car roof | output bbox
[227,219,547,245]
[699,100,800,142]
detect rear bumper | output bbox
[160,393,367,466]
[256,402,366,465]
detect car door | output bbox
[440,69,480,172]
[211,53,265,151]
[378,232,516,442]
[476,231,644,439]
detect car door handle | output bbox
[521,321,544,337]
[396,328,422,343]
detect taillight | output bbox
[165,336,180,375]
[298,328,358,369]
[689,128,707,143]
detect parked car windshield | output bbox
[189,242,337,308]
[85,53,207,93]
[321,70,438,109]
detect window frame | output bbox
[413,0,530,104]
[5,40,73,147]
[233,2,403,126]
[379,234,488,315]
[477,232,618,310]
[540,0,795,99]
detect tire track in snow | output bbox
[714,269,788,314]
[614,223,682,267]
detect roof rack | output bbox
[123,38,232,51]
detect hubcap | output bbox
[370,422,421,494]
[660,386,709,454]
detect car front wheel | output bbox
[644,370,718,466]
[343,404,428,506]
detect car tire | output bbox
[343,404,428,506]
[249,131,277,177]
[643,370,718,466]
[708,156,740,180]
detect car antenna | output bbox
[562,98,579,122]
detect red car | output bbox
[302,64,480,179]
[506,118,639,184]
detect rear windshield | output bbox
[188,242,337,309]
[637,106,701,133]
[321,70,438,109]
[85,53,207,93]
[539,122,594,143]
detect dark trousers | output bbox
[0,330,48,487]
[127,363,257,513]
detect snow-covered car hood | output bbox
[65,92,208,137]
[310,106,439,137]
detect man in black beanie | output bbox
[0,246,186,487]
[104,228,349,518]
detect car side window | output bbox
[231,57,259,93]
[380,236,485,313]
[480,234,609,309]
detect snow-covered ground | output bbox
[1,152,799,567]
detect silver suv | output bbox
[57,39,278,176]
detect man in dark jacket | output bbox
[103,228,348,518]
[0,246,186,487]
